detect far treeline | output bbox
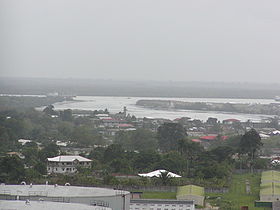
[137,99,280,115]
[0,104,269,188]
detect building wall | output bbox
[47,161,91,174]
[177,195,204,206]
[130,202,194,210]
[260,194,280,202]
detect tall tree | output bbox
[157,123,187,152]
[103,144,124,163]
[115,129,157,152]
[239,129,263,172]
[0,156,25,183]
[43,105,57,116]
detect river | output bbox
[52,96,278,122]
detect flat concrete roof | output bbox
[0,200,112,210]
[0,185,129,197]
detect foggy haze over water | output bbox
[1,0,280,83]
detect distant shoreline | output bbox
[1,77,280,99]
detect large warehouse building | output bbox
[0,184,130,210]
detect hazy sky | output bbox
[1,0,280,83]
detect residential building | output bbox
[47,155,92,174]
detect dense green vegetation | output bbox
[0,96,66,111]
[0,105,267,189]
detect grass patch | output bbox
[206,173,271,210]
[141,191,176,199]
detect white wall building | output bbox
[130,199,195,210]
[47,155,92,174]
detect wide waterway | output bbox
[51,96,278,122]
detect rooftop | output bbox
[260,170,280,196]
[47,155,92,162]
[0,200,112,210]
[199,135,228,141]
[138,169,181,178]
[0,184,129,197]
[177,185,204,197]
[223,118,240,122]
[261,170,280,182]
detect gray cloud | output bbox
[1,0,280,83]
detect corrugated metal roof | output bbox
[47,155,92,162]
[138,169,181,178]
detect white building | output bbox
[130,199,195,210]
[47,155,92,174]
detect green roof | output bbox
[261,170,280,182]
[260,171,280,196]
[177,185,204,197]
[260,182,280,195]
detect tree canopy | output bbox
[157,122,187,152]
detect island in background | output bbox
[136,99,280,116]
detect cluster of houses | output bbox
[92,108,280,140]
[92,107,168,136]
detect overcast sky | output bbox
[0,0,280,83]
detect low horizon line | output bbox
[1,76,280,85]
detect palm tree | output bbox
[158,171,171,185]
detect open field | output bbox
[206,173,271,210]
